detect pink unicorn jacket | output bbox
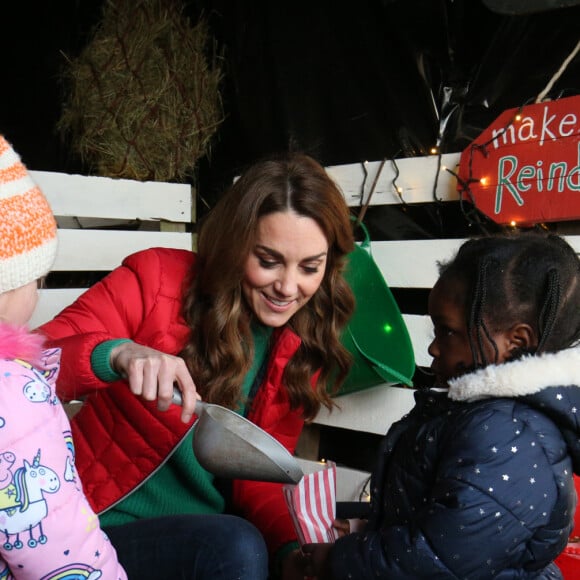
[0,323,126,580]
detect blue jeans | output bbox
[104,514,269,579]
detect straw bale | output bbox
[58,0,223,182]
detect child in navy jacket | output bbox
[299,233,580,579]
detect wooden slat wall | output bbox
[29,170,193,222]
[51,229,193,272]
[29,171,193,329]
[325,153,461,206]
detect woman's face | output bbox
[242,211,329,327]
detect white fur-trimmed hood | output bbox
[448,346,580,402]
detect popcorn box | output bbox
[282,461,339,545]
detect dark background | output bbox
[1,0,579,223]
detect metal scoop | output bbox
[172,390,304,484]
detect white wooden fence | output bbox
[28,171,193,329]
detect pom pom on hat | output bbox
[0,136,58,293]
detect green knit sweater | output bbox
[97,325,272,526]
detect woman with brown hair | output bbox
[39,152,355,579]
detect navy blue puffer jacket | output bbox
[330,348,580,579]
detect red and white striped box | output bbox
[282,461,339,545]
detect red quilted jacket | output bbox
[38,247,306,554]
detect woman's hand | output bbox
[110,341,200,423]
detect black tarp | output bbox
[1,0,579,218]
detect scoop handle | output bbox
[171,388,207,414]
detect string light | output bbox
[444,165,489,232]
[357,158,386,225]
[389,156,407,206]
[358,160,369,201]
[360,476,371,502]
[430,147,438,155]
[431,150,444,203]
[449,97,531,231]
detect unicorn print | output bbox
[0,454,15,491]
[13,359,58,406]
[63,431,77,484]
[39,562,103,580]
[0,450,60,550]
[23,378,51,403]
[0,560,11,580]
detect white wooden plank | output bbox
[333,465,371,503]
[55,217,188,232]
[52,230,192,270]
[370,236,580,289]
[314,384,416,435]
[31,288,87,329]
[403,314,433,368]
[329,153,462,207]
[564,235,580,253]
[370,239,464,288]
[53,229,192,271]
[30,170,192,223]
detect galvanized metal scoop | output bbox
[172,390,304,484]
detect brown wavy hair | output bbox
[181,152,355,420]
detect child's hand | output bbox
[332,518,350,537]
[332,517,366,537]
[301,543,334,579]
[280,549,308,580]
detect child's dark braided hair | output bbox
[438,232,580,368]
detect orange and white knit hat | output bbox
[0,136,58,293]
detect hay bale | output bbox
[59,0,224,182]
